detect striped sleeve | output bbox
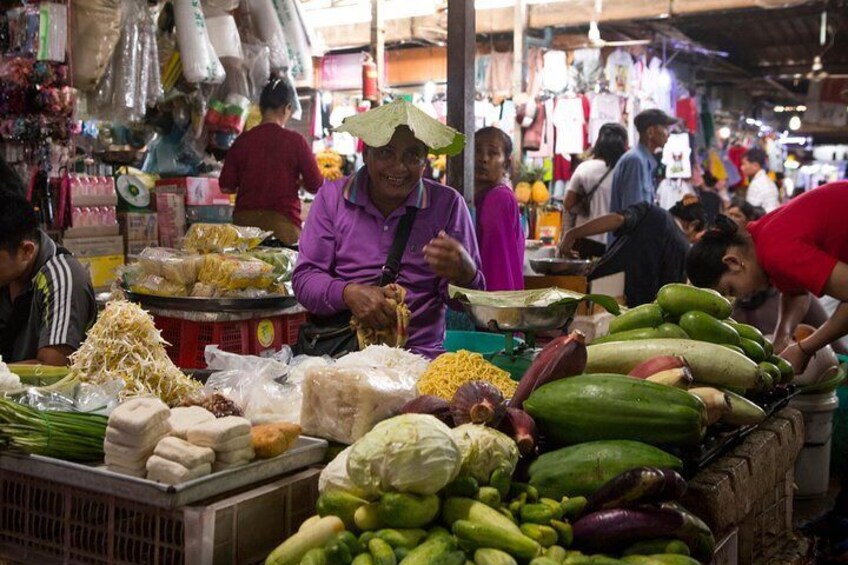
[37,255,93,350]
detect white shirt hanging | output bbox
[605,49,634,95]
[662,133,692,179]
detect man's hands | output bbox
[424,231,477,286]
[343,284,397,331]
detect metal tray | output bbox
[125,291,299,313]
[460,301,579,332]
[530,257,596,276]
[0,436,327,509]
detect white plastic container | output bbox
[790,390,839,498]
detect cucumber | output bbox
[538,498,565,520]
[738,338,766,363]
[378,493,439,529]
[442,498,523,535]
[657,284,732,319]
[727,322,765,346]
[679,311,741,346]
[452,520,541,560]
[546,546,568,561]
[474,548,518,565]
[718,388,767,425]
[393,548,409,562]
[520,503,556,524]
[758,362,781,388]
[529,558,561,565]
[593,324,687,345]
[587,339,763,390]
[476,487,501,508]
[398,534,456,565]
[444,476,479,498]
[301,548,328,565]
[352,554,375,565]
[431,551,466,565]
[623,539,691,556]
[374,529,427,550]
[509,483,540,502]
[561,497,588,521]
[609,304,665,334]
[762,339,774,358]
[355,504,384,531]
[722,344,745,356]
[550,519,574,547]
[317,491,369,531]
[769,355,794,383]
[266,516,345,565]
[368,538,398,565]
[520,523,559,547]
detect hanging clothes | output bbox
[699,96,715,149]
[570,48,603,92]
[553,96,586,156]
[706,150,728,181]
[489,51,514,97]
[662,133,693,179]
[523,102,546,152]
[627,95,657,148]
[646,57,672,114]
[475,54,491,94]
[589,92,623,145]
[656,179,696,210]
[526,48,545,98]
[727,144,747,188]
[543,50,569,94]
[604,49,634,95]
[527,98,555,159]
[675,97,699,133]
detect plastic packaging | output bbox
[300,361,420,444]
[70,0,123,92]
[37,3,68,63]
[244,247,298,284]
[173,0,225,84]
[206,15,243,60]
[198,254,275,291]
[138,247,203,285]
[129,274,189,297]
[242,43,272,100]
[244,0,289,71]
[203,345,300,424]
[183,223,271,253]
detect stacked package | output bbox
[147,437,215,485]
[104,398,172,477]
[187,416,255,472]
[168,406,216,439]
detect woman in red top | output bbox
[220,76,324,244]
[687,181,848,373]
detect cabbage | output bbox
[318,445,378,499]
[335,99,465,156]
[347,414,462,495]
[450,424,519,484]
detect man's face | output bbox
[364,126,428,207]
[0,244,34,287]
[648,124,670,148]
[740,157,759,179]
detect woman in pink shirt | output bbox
[474,127,525,291]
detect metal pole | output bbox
[446,0,476,205]
[371,0,385,103]
[512,0,527,176]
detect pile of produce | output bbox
[126,224,297,298]
[65,300,201,406]
[266,414,713,564]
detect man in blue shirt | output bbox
[610,109,678,213]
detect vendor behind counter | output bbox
[0,194,96,366]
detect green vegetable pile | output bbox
[0,398,108,462]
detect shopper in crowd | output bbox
[559,195,707,307]
[740,147,780,213]
[220,75,324,245]
[564,122,628,256]
[293,101,484,359]
[694,168,727,225]
[474,127,524,291]
[0,194,96,366]
[686,181,848,373]
[610,109,678,214]
[726,197,765,229]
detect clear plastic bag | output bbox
[203,345,300,424]
[299,361,419,445]
[173,0,225,84]
[183,223,271,253]
[241,43,271,101]
[129,273,189,297]
[243,247,298,284]
[138,247,203,285]
[198,254,275,291]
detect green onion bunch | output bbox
[0,398,108,462]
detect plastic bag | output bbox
[243,247,298,284]
[243,0,288,71]
[129,273,189,297]
[75,379,125,414]
[203,345,300,424]
[138,247,203,285]
[183,223,271,253]
[242,42,271,101]
[300,361,420,445]
[198,254,274,291]
[71,0,123,92]
[173,0,225,84]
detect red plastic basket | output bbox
[154,312,308,369]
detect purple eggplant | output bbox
[399,395,454,427]
[573,506,685,550]
[585,467,687,513]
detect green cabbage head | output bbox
[450,424,519,484]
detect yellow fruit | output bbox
[515,182,532,204]
[531,180,550,204]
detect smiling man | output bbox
[292,100,485,359]
[0,194,96,365]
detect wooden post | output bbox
[371,0,385,103]
[512,0,527,176]
[446,0,476,205]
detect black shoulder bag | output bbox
[294,206,419,358]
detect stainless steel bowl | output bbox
[530,257,595,276]
[461,302,578,332]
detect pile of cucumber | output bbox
[269,467,707,565]
[591,284,793,391]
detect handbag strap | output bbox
[582,166,613,204]
[379,204,418,286]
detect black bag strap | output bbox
[379,206,418,286]
[582,166,613,204]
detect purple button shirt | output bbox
[293,168,486,359]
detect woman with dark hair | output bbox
[564,123,628,256]
[559,195,707,307]
[686,181,848,372]
[725,197,765,229]
[474,126,524,291]
[220,75,324,244]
